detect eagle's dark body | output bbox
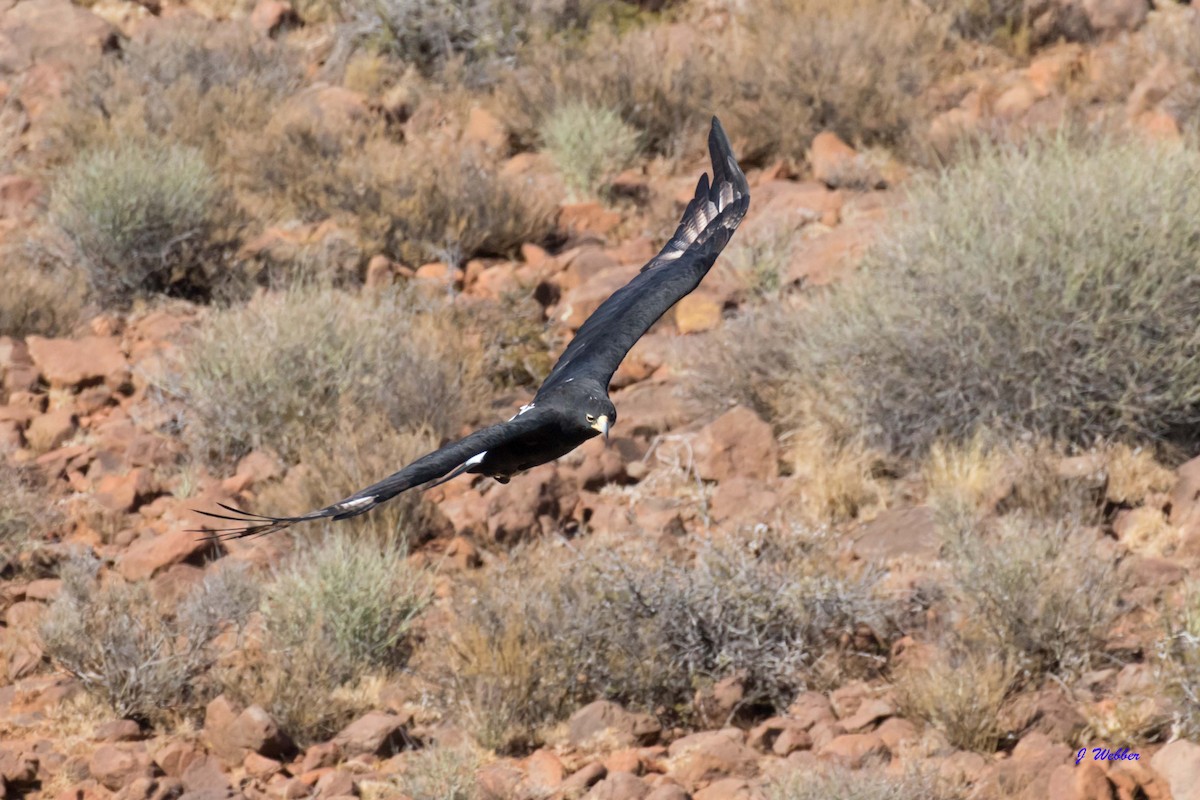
[201,118,750,539]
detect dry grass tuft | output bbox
[500,0,949,162]
[236,122,554,269]
[222,533,431,744]
[894,642,1015,752]
[1,452,66,575]
[164,285,487,467]
[41,557,259,725]
[768,765,965,800]
[540,101,641,199]
[436,532,895,751]
[786,420,890,525]
[0,257,85,337]
[943,514,1122,680]
[1157,581,1200,740]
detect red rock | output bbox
[808,131,882,189]
[560,762,607,796]
[666,729,756,789]
[694,778,765,800]
[674,293,722,334]
[584,771,650,800]
[0,0,116,74]
[180,754,231,793]
[691,406,778,483]
[525,749,564,791]
[874,717,918,753]
[26,336,128,391]
[486,463,563,543]
[1150,740,1200,800]
[709,477,780,527]
[0,747,37,784]
[1081,0,1148,33]
[88,745,152,792]
[838,697,895,733]
[150,740,205,779]
[645,784,690,800]
[464,107,507,152]
[25,578,61,601]
[25,409,77,454]
[93,720,142,742]
[244,752,283,781]
[850,506,939,561]
[331,712,409,756]
[249,0,295,35]
[817,733,888,768]
[118,529,214,582]
[786,692,836,729]
[559,202,621,238]
[314,769,355,797]
[568,701,662,750]
[94,468,154,513]
[477,763,523,798]
[300,742,340,774]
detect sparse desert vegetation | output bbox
[3,0,1200,797]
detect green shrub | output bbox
[540,102,641,198]
[41,557,259,724]
[439,533,895,751]
[693,139,1200,455]
[226,533,430,743]
[165,285,487,466]
[49,142,228,305]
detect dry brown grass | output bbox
[0,255,85,337]
[786,420,890,525]
[499,0,950,162]
[943,513,1122,681]
[0,451,66,575]
[41,557,259,725]
[234,118,555,269]
[1157,580,1200,741]
[435,532,896,752]
[894,642,1015,753]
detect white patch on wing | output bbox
[463,451,487,467]
[337,496,375,511]
[507,402,536,421]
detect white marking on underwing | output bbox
[338,496,375,510]
[463,451,487,467]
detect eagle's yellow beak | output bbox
[590,414,610,442]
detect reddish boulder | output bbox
[568,701,662,750]
[331,712,409,756]
[691,406,778,483]
[666,728,757,789]
[88,745,154,792]
[118,529,215,582]
[26,335,129,391]
[1150,740,1200,800]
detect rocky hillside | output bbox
[3,1,1200,799]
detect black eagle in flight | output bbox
[200,117,750,539]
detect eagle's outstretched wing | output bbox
[195,409,550,539]
[536,116,750,397]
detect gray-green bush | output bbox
[166,286,487,466]
[540,102,641,198]
[225,533,431,743]
[41,557,259,723]
[441,533,895,751]
[49,142,228,305]
[694,139,1200,455]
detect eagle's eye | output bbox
[586,414,596,423]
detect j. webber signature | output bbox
[1076,746,1140,765]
